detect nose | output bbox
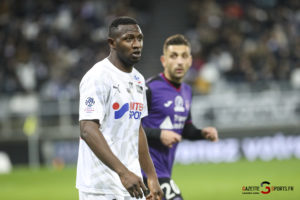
[177,56,184,65]
[132,38,142,48]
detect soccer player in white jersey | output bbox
[76,16,163,200]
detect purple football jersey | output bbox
[142,73,192,178]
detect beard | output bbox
[117,52,140,68]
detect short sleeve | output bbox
[185,110,192,124]
[79,73,108,124]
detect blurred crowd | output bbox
[1,0,299,99]
[185,0,300,93]
[0,0,150,99]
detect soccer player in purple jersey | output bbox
[142,34,219,200]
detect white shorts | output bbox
[79,191,146,200]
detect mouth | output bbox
[175,68,184,73]
[132,51,141,58]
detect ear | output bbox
[160,55,165,69]
[189,55,193,66]
[107,37,115,49]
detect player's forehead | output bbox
[165,45,190,54]
[116,24,143,37]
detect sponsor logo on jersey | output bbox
[113,84,120,93]
[164,100,173,107]
[113,102,143,119]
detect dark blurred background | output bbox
[0,0,299,167]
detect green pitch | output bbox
[0,159,299,200]
[173,158,300,200]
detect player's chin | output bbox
[174,73,185,80]
[130,56,141,63]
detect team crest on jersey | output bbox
[84,97,95,113]
[174,96,185,112]
[112,102,143,119]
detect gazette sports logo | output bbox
[113,102,143,119]
[242,181,294,195]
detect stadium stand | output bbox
[0,0,299,165]
[0,0,151,98]
[184,0,300,93]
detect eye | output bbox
[125,35,134,42]
[182,53,189,59]
[137,35,143,41]
[170,54,177,59]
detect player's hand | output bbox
[202,127,218,142]
[147,177,164,200]
[118,169,147,199]
[160,130,182,148]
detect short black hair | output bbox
[108,16,138,38]
[163,34,191,53]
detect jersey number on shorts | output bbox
[161,180,181,199]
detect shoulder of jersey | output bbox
[146,75,163,85]
[133,68,145,81]
[85,60,111,78]
[93,60,111,73]
[182,82,192,91]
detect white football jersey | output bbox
[76,58,148,196]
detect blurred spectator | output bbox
[1,0,299,97]
[185,0,300,93]
[0,0,150,99]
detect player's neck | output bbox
[108,54,133,73]
[162,73,181,89]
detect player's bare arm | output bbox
[139,124,164,200]
[202,127,219,142]
[160,130,182,148]
[80,120,145,199]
